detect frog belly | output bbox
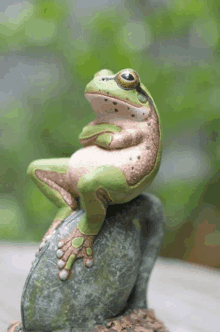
[67,146,141,193]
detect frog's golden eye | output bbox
[115,69,139,89]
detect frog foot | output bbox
[56,227,95,281]
[7,321,22,332]
[38,219,63,253]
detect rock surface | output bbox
[20,193,164,332]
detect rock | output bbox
[19,193,164,332]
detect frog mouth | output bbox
[85,92,151,121]
[85,91,142,108]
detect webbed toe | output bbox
[56,227,95,281]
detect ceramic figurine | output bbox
[27,69,161,281]
[8,69,168,332]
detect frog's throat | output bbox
[85,92,151,122]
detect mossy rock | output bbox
[20,193,164,332]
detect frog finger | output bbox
[65,254,77,270]
[56,249,64,259]
[58,240,65,248]
[58,241,71,252]
[58,252,78,280]
[58,253,77,280]
[83,257,94,268]
[62,247,76,262]
[59,269,70,281]
[58,236,71,248]
[57,259,65,269]
[86,246,93,256]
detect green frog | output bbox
[27,69,162,281]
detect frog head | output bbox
[85,69,157,123]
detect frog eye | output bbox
[115,69,139,89]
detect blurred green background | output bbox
[1,0,220,267]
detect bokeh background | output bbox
[1,0,220,268]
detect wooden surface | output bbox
[1,242,219,332]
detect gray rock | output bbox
[20,193,164,332]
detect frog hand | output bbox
[79,122,121,148]
[56,227,95,281]
[95,130,143,150]
[95,133,113,149]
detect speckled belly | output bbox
[67,143,157,193]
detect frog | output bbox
[27,68,162,281]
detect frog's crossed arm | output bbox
[79,122,143,149]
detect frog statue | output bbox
[27,68,161,282]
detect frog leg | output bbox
[57,165,131,281]
[27,158,79,250]
[7,321,22,332]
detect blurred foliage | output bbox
[0,0,219,266]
